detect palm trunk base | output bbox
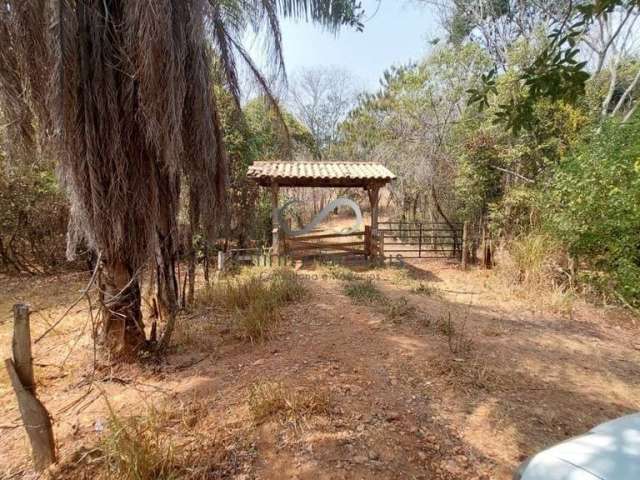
[100,262,147,358]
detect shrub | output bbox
[0,164,72,274]
[545,116,640,307]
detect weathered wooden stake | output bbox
[6,304,56,471]
[217,250,225,272]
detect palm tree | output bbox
[0,0,362,358]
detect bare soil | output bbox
[1,259,639,479]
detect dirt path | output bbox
[1,261,639,479]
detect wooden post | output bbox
[418,222,423,258]
[5,304,56,471]
[462,221,469,270]
[271,183,281,255]
[364,225,371,258]
[217,250,225,272]
[367,185,380,234]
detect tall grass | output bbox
[100,405,176,480]
[197,267,307,342]
[497,232,574,311]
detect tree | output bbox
[421,0,572,66]
[466,0,640,131]
[0,0,362,359]
[337,44,491,222]
[289,66,361,155]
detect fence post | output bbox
[217,250,225,272]
[364,225,371,258]
[5,304,56,471]
[418,223,423,258]
[462,221,469,270]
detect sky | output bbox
[248,0,442,93]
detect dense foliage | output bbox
[545,116,640,305]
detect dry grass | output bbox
[196,267,307,342]
[172,314,221,352]
[381,296,416,323]
[248,381,331,426]
[322,262,359,281]
[100,405,177,480]
[343,277,417,323]
[410,281,436,296]
[389,267,438,297]
[343,278,384,304]
[495,233,575,313]
[431,355,497,392]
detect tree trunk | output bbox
[100,260,146,357]
[430,184,460,256]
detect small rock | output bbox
[417,451,427,461]
[253,359,265,366]
[353,455,368,464]
[368,450,380,460]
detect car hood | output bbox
[524,413,640,480]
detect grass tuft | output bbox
[323,262,359,281]
[410,282,435,296]
[100,406,176,480]
[343,278,384,304]
[248,381,330,425]
[381,297,415,323]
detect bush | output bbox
[0,164,71,274]
[545,116,640,306]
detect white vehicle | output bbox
[514,413,640,480]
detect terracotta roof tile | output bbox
[247,161,396,185]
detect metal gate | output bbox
[377,221,462,259]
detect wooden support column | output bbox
[270,182,281,255]
[367,184,380,235]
